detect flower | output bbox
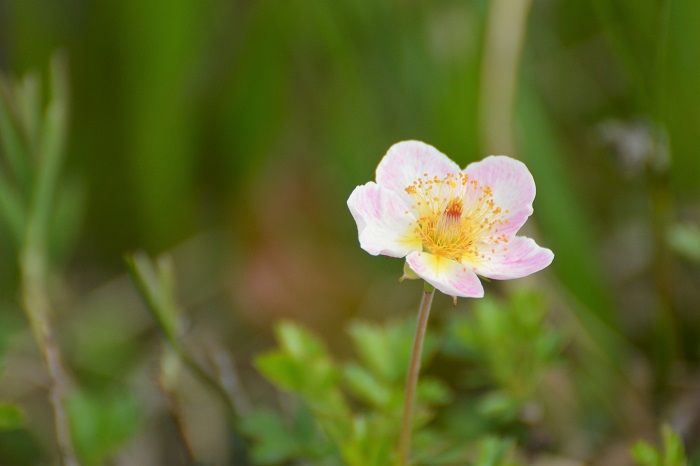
[347,140,554,298]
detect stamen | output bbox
[404,172,508,263]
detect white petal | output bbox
[463,155,536,237]
[347,182,421,257]
[406,251,484,298]
[376,141,461,205]
[472,236,554,280]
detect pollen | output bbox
[405,172,508,263]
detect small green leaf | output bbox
[348,321,395,383]
[343,363,392,409]
[476,392,521,423]
[68,390,143,466]
[256,351,305,391]
[0,77,32,189]
[631,424,687,466]
[49,178,85,264]
[631,441,661,466]
[348,319,438,385]
[14,73,41,149]
[0,404,24,431]
[661,423,687,466]
[239,408,299,465]
[474,437,517,466]
[277,321,327,360]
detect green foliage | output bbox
[68,390,143,466]
[632,424,687,466]
[256,324,346,417]
[348,319,439,386]
[240,405,335,465]
[249,308,558,465]
[452,293,561,390]
[447,291,562,404]
[253,319,453,466]
[0,52,82,266]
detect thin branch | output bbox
[21,255,80,466]
[207,345,252,417]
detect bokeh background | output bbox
[1,0,700,464]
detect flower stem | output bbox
[398,284,435,466]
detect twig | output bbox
[156,354,198,465]
[207,345,252,417]
[21,252,80,466]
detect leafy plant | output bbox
[247,313,540,466]
[632,424,687,466]
[251,319,452,466]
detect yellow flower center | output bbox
[404,172,509,263]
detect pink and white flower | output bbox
[347,140,553,298]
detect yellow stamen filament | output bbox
[405,172,509,263]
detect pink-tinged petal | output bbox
[473,236,554,280]
[347,182,422,258]
[406,251,484,298]
[376,140,461,205]
[464,156,536,237]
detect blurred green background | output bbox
[1,0,700,464]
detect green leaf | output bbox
[631,424,687,466]
[256,351,306,391]
[348,321,395,383]
[474,437,518,466]
[661,424,687,466]
[272,322,340,395]
[0,77,32,189]
[342,362,392,409]
[28,52,69,251]
[348,319,438,385]
[632,442,661,466]
[14,72,41,152]
[68,390,143,466]
[240,403,338,465]
[49,177,85,264]
[476,392,521,423]
[0,404,24,431]
[338,414,395,466]
[239,408,299,465]
[277,320,327,361]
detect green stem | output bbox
[20,251,80,466]
[17,54,78,466]
[125,254,241,420]
[398,285,435,466]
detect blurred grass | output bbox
[119,0,202,249]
